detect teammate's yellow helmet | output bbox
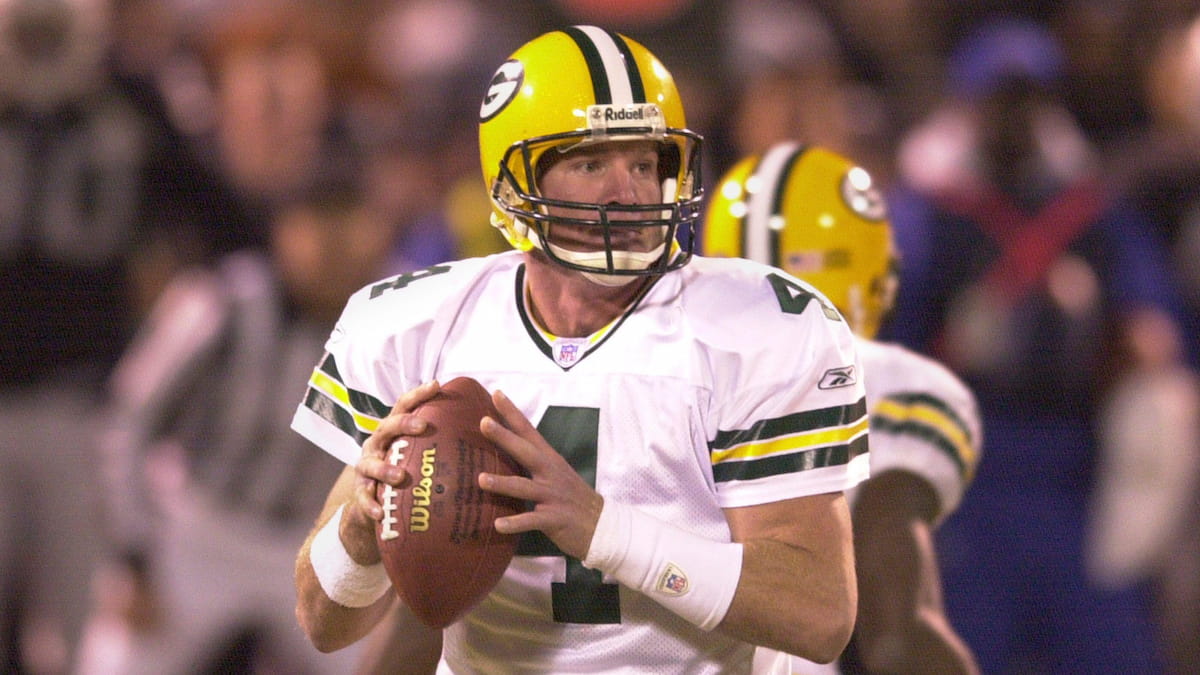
[478,25,703,279]
[703,142,897,338]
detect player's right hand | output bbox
[344,380,441,563]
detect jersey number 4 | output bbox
[769,273,841,320]
[515,406,621,624]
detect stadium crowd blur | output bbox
[2,0,1198,673]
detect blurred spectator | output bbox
[1107,11,1200,367]
[191,1,336,207]
[1103,13,1200,673]
[355,0,526,268]
[76,161,400,675]
[812,0,949,132]
[105,0,266,268]
[884,16,1187,674]
[0,0,222,671]
[716,0,895,185]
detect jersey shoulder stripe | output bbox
[301,352,390,446]
[711,397,869,483]
[872,392,978,482]
[853,336,982,518]
[294,253,522,465]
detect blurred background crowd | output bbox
[2,0,1200,673]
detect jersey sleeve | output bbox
[290,260,484,465]
[690,259,871,509]
[289,294,406,465]
[861,340,982,521]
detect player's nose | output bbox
[602,163,644,205]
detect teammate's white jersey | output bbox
[849,336,981,517]
[292,251,870,674]
[757,336,982,675]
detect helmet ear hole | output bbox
[494,179,521,209]
[658,143,681,184]
[532,147,561,194]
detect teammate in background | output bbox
[291,26,868,674]
[704,143,982,675]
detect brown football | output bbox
[375,376,523,628]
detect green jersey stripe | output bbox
[872,391,975,479]
[317,353,390,418]
[303,387,371,447]
[713,433,869,483]
[886,392,974,446]
[711,397,868,451]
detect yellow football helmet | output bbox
[703,143,897,338]
[478,25,703,280]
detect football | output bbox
[375,376,524,628]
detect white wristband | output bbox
[583,499,743,631]
[309,505,392,608]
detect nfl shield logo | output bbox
[665,572,687,593]
[560,343,578,363]
[657,563,690,596]
[554,339,585,367]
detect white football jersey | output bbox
[293,251,870,675]
[757,336,982,675]
[849,337,981,517]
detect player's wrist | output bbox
[309,504,392,608]
[583,498,742,631]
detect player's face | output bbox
[537,141,666,253]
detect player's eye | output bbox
[633,159,657,177]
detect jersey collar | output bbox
[513,263,656,370]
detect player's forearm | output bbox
[852,496,978,673]
[721,537,857,663]
[855,609,980,675]
[295,536,395,652]
[354,604,443,675]
[295,481,397,653]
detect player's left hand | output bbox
[478,390,604,560]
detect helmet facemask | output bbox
[490,105,703,285]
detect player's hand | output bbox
[478,389,605,560]
[344,380,441,563]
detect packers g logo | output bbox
[839,167,887,222]
[480,60,524,122]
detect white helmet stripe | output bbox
[746,141,803,268]
[575,25,636,105]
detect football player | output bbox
[704,143,982,674]
[292,26,869,674]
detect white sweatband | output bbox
[309,505,392,608]
[582,499,743,630]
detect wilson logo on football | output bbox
[378,441,439,539]
[818,365,857,389]
[409,447,438,533]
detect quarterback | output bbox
[704,142,982,674]
[291,27,869,674]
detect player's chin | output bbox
[551,231,662,254]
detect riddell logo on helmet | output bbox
[604,107,645,121]
[588,104,665,134]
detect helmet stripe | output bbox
[606,31,647,103]
[746,142,806,268]
[563,26,645,105]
